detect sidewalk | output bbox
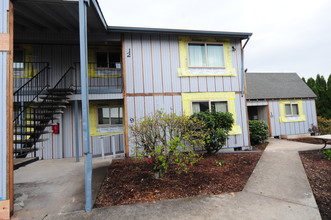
[46,138,322,220]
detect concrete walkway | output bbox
[12,157,111,220]
[43,139,322,219]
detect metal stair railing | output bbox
[13,66,75,158]
[13,63,50,158]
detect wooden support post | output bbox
[6,2,14,215]
[121,34,129,157]
[267,104,273,137]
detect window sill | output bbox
[188,66,225,69]
[179,74,236,77]
[178,67,236,77]
[279,115,306,123]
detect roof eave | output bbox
[107,26,252,39]
[91,0,108,29]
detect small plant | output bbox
[215,160,225,166]
[191,111,234,155]
[323,149,331,160]
[249,120,269,146]
[130,111,206,178]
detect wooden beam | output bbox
[6,1,14,215]
[122,34,129,157]
[0,200,10,220]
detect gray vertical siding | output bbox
[124,33,249,154]
[0,0,9,200]
[124,33,243,94]
[250,99,317,137]
[126,94,249,156]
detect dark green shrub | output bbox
[249,120,269,146]
[323,149,331,160]
[192,111,234,155]
[317,116,331,135]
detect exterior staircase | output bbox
[13,66,75,168]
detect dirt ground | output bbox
[95,149,263,208]
[293,137,331,220]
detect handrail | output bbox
[13,65,75,158]
[14,63,50,95]
[51,66,75,90]
[13,64,50,122]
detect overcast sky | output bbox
[98,0,331,79]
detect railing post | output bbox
[74,100,80,162]
[111,135,116,157]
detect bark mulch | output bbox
[95,151,263,208]
[299,149,331,220]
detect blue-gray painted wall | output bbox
[0,0,9,201]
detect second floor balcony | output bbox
[14,62,123,95]
[73,62,123,94]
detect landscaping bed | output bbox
[299,150,331,220]
[94,151,263,207]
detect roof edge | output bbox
[91,0,108,29]
[107,26,252,39]
[247,97,317,101]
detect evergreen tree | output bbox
[304,74,331,119]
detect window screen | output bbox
[192,102,209,113]
[207,45,224,67]
[110,107,123,124]
[98,107,110,124]
[211,101,227,112]
[188,43,224,67]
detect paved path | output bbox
[44,139,322,219]
[12,158,111,220]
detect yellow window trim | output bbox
[182,92,241,135]
[279,100,306,123]
[88,47,122,78]
[89,101,124,136]
[178,36,236,77]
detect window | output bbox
[285,103,299,116]
[96,52,121,69]
[188,43,224,67]
[192,101,228,114]
[97,106,123,125]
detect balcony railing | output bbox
[74,62,123,93]
[13,62,123,95]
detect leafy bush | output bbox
[249,120,269,146]
[191,111,234,155]
[323,149,331,160]
[317,116,331,135]
[130,111,206,178]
